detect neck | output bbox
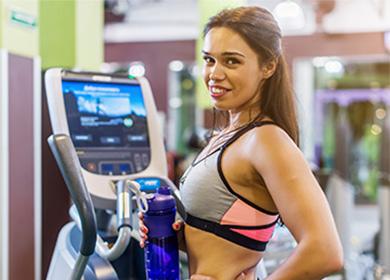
[226,106,262,131]
[226,82,264,131]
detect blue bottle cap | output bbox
[157,185,171,195]
[147,187,176,211]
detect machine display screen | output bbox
[62,80,150,149]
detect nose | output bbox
[209,63,225,81]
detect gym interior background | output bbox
[0,0,389,279]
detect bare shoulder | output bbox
[244,124,303,171]
[248,124,297,151]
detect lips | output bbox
[209,85,231,98]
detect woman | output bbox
[140,6,343,280]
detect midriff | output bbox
[185,224,263,280]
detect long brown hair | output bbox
[204,6,299,145]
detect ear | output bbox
[262,59,278,79]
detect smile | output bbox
[209,86,231,98]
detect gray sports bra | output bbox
[179,121,279,251]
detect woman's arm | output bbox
[249,126,343,280]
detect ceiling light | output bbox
[128,62,146,77]
[273,0,306,31]
[169,60,184,72]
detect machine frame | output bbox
[45,68,169,209]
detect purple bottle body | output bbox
[143,186,180,280]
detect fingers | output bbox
[139,226,148,248]
[138,212,145,229]
[172,220,184,231]
[139,214,184,249]
[138,226,148,238]
[138,212,147,248]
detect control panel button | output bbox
[127,135,146,142]
[119,163,131,175]
[101,163,114,175]
[142,153,149,166]
[100,137,120,144]
[86,162,97,172]
[134,153,142,171]
[74,134,92,142]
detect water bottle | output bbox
[143,186,180,280]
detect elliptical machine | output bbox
[45,69,184,279]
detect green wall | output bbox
[0,0,103,69]
[40,0,103,70]
[39,0,76,68]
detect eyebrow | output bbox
[202,50,246,58]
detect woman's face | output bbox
[202,27,265,112]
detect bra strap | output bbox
[222,120,276,150]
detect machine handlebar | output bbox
[48,134,97,256]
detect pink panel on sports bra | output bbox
[220,199,277,226]
[230,225,276,242]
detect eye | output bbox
[225,57,240,65]
[202,55,215,64]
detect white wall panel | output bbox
[0,49,9,280]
